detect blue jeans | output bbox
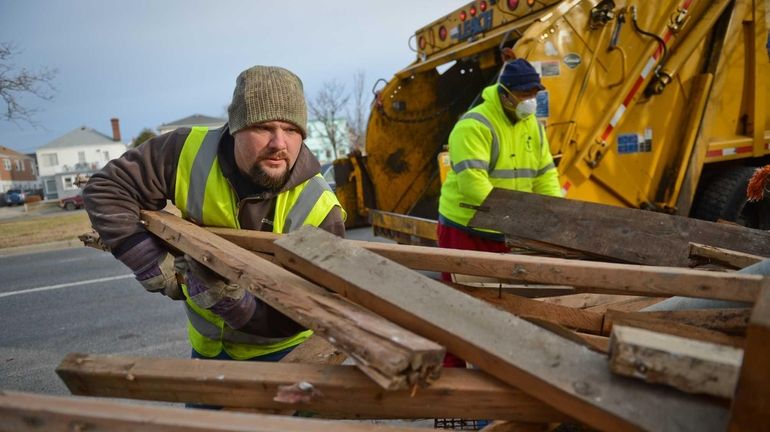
[186,346,295,409]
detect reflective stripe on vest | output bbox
[455,112,500,174]
[175,126,343,359]
[177,127,239,228]
[282,175,335,233]
[454,112,547,180]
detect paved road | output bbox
[0,246,189,395]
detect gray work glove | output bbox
[117,237,185,300]
[185,256,255,329]
[184,256,304,336]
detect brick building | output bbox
[0,145,39,194]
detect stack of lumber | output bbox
[4,191,770,431]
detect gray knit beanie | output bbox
[228,66,308,138]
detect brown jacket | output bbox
[83,125,345,338]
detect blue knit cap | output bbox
[498,59,545,92]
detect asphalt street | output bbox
[0,246,188,395]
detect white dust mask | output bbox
[515,98,537,119]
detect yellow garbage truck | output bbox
[334,0,770,238]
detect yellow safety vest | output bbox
[175,126,344,360]
[439,84,561,232]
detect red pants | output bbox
[436,221,509,367]
[436,221,509,282]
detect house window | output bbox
[64,176,74,189]
[2,159,10,171]
[15,160,23,171]
[103,151,110,161]
[325,149,332,159]
[78,151,86,163]
[41,153,58,167]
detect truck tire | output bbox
[65,202,76,211]
[692,166,770,229]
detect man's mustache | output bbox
[258,150,290,161]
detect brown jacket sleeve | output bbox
[83,129,190,252]
[319,206,346,238]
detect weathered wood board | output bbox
[0,390,428,432]
[273,226,729,432]
[470,189,770,266]
[209,227,764,303]
[609,325,743,399]
[56,353,565,422]
[729,285,770,430]
[141,211,444,390]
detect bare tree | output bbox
[0,42,57,125]
[308,80,350,159]
[346,70,368,153]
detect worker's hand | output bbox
[117,236,185,300]
[184,256,255,329]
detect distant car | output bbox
[59,192,85,210]
[5,189,26,206]
[321,163,336,191]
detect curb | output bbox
[0,238,85,257]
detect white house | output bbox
[305,119,351,164]
[36,119,127,199]
[157,114,226,136]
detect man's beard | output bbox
[246,159,291,191]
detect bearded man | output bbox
[83,65,345,362]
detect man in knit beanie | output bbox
[83,65,345,365]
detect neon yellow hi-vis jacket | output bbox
[176,126,345,360]
[439,84,561,231]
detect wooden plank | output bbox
[729,285,770,430]
[470,188,770,267]
[536,294,642,309]
[141,211,445,390]
[457,283,575,298]
[612,309,752,336]
[448,283,604,334]
[0,390,427,432]
[209,227,763,303]
[55,353,565,422]
[576,332,610,354]
[273,226,729,432]
[519,316,609,354]
[610,325,743,399]
[369,210,438,243]
[603,310,744,349]
[584,297,667,314]
[689,242,765,269]
[280,334,346,365]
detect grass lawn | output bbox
[0,211,92,249]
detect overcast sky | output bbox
[0,0,463,153]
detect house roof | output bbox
[159,114,226,129]
[0,145,33,159]
[38,126,118,150]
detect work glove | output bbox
[185,256,304,336]
[185,256,255,330]
[117,236,185,300]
